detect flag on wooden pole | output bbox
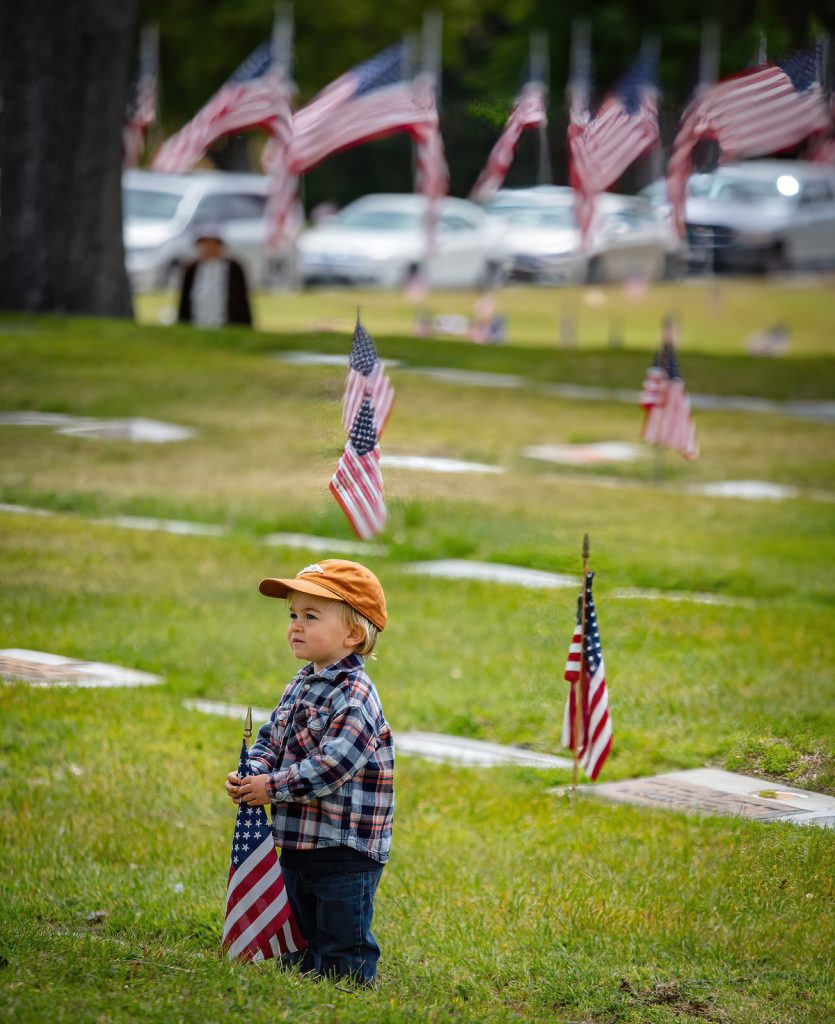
[640,340,698,460]
[221,740,306,961]
[561,572,612,781]
[123,23,159,168]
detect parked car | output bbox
[682,160,835,273]
[123,170,271,292]
[296,194,507,289]
[484,186,683,284]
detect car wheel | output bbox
[586,256,604,284]
[478,261,505,289]
[763,242,785,275]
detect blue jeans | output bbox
[279,865,384,985]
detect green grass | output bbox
[1,306,834,1022]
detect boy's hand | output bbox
[237,773,270,806]
[225,772,242,802]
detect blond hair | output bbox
[339,602,379,656]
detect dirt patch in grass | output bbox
[616,978,729,1021]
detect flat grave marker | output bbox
[0,649,162,689]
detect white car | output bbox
[485,186,683,284]
[682,160,835,272]
[296,194,507,289]
[123,170,271,291]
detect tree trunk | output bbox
[0,0,138,316]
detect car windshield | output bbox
[335,208,421,231]
[124,189,183,220]
[493,206,575,228]
[709,179,793,205]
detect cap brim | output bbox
[259,577,343,602]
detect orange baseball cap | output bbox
[259,559,387,631]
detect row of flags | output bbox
[126,26,835,260]
[218,315,703,961]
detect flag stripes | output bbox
[561,572,612,781]
[470,79,547,203]
[330,438,387,541]
[221,740,305,962]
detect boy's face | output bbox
[286,592,362,672]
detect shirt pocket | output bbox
[289,704,328,757]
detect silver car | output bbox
[297,193,507,289]
[485,186,683,284]
[123,170,271,291]
[683,160,835,272]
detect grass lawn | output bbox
[1,297,833,1022]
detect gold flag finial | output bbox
[244,705,252,744]
[582,533,590,563]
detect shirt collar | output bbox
[296,652,365,683]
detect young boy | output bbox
[225,559,394,986]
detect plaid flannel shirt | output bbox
[247,653,394,863]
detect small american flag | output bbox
[123,24,159,168]
[221,740,306,961]
[470,79,548,203]
[569,52,659,250]
[262,72,297,254]
[561,572,612,781]
[640,342,698,460]
[153,43,284,173]
[330,399,387,540]
[667,46,831,236]
[290,43,439,176]
[343,321,395,438]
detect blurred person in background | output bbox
[177,225,252,327]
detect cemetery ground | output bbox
[1,279,834,1023]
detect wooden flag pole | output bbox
[571,533,590,792]
[244,705,252,749]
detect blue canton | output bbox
[349,323,380,376]
[228,42,273,84]
[354,43,406,96]
[581,573,603,675]
[779,46,822,93]
[615,53,656,115]
[349,399,378,457]
[231,739,273,868]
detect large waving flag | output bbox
[569,52,659,250]
[470,78,548,203]
[153,43,285,173]
[330,399,387,540]
[561,572,612,781]
[288,43,441,176]
[342,321,395,438]
[221,740,306,962]
[667,46,831,236]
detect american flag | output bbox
[410,73,449,268]
[470,79,548,203]
[221,740,306,962]
[153,43,285,173]
[640,342,698,460]
[343,321,395,438]
[667,46,832,236]
[561,572,612,781]
[569,52,659,250]
[289,43,440,176]
[330,399,387,540]
[123,25,159,168]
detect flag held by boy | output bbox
[222,739,306,961]
[561,572,612,781]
